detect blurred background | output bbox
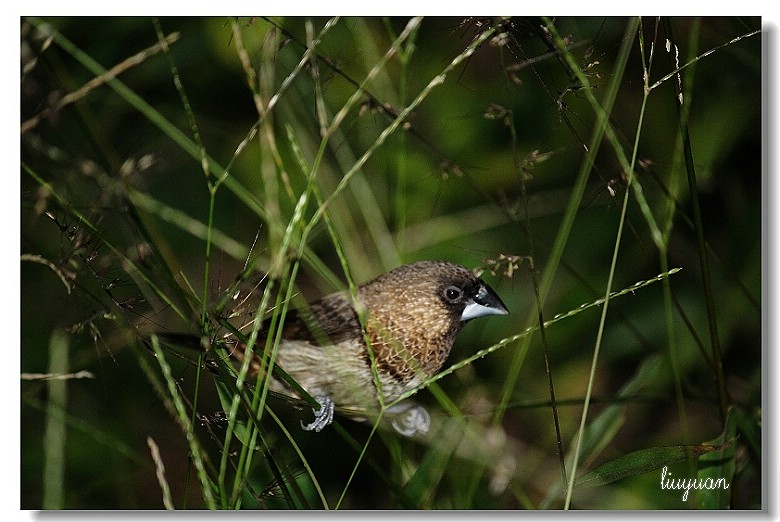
[21,17,761,509]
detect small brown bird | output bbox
[229,260,508,436]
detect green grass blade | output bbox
[695,407,737,509]
[149,335,217,508]
[575,443,725,489]
[42,330,69,509]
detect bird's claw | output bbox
[301,395,335,432]
[388,403,431,437]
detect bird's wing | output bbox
[280,291,363,346]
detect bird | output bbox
[223,260,509,436]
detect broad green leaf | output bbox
[576,443,725,489]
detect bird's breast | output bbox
[271,337,425,410]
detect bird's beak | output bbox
[461,282,509,321]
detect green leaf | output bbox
[575,443,725,489]
[732,405,761,461]
[695,407,738,509]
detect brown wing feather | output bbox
[280,292,363,347]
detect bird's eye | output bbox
[443,285,463,303]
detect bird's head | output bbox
[357,261,508,379]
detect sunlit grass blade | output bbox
[149,335,217,508]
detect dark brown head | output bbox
[357,261,508,382]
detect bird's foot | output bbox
[388,402,431,437]
[301,395,335,432]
